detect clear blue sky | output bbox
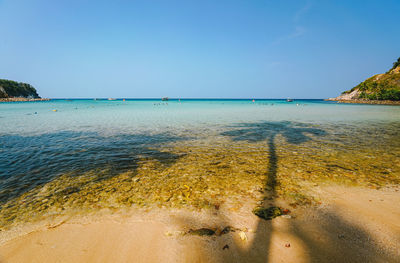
[0,0,399,98]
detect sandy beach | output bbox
[1,0,400,262]
[1,185,399,263]
[1,100,399,262]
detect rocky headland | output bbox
[0,79,49,102]
[327,58,400,105]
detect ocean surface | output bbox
[1,99,400,227]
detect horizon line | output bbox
[46,97,327,100]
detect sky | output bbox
[0,0,399,99]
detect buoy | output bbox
[123,99,125,101]
[252,99,255,102]
[52,109,57,112]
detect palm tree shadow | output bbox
[221,121,326,192]
[0,131,187,205]
[219,121,327,262]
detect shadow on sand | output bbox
[171,121,395,262]
[219,121,326,262]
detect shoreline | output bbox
[0,98,50,102]
[0,185,399,262]
[325,98,400,105]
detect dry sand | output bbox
[0,186,399,263]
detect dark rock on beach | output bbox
[253,206,283,220]
[188,228,216,236]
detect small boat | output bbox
[162,97,169,101]
[286,99,293,102]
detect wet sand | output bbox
[1,185,399,263]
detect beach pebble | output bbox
[282,208,291,214]
[239,231,247,241]
[285,243,291,248]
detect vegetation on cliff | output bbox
[342,58,400,101]
[0,79,40,98]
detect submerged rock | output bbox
[253,206,283,220]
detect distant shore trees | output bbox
[0,79,40,98]
[344,57,400,101]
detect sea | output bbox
[1,99,400,227]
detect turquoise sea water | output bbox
[1,99,400,225]
[1,99,400,136]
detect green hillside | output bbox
[0,79,40,98]
[343,58,400,100]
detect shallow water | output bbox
[1,99,400,227]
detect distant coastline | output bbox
[0,97,50,102]
[325,98,400,105]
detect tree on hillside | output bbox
[392,57,400,70]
